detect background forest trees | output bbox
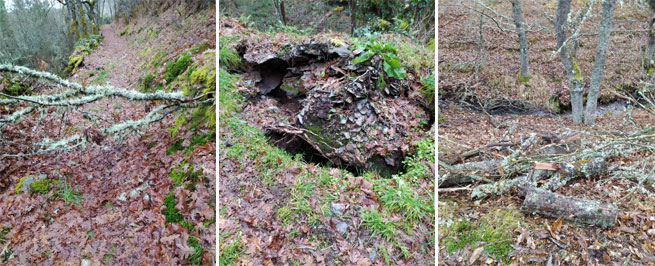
[219,0,435,42]
[0,0,211,75]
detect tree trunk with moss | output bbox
[584,0,615,125]
[555,0,585,124]
[83,0,99,35]
[511,0,530,81]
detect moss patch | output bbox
[14,175,31,194]
[2,79,31,96]
[164,53,193,83]
[441,207,524,263]
[29,178,55,194]
[162,193,184,224]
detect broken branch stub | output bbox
[520,186,617,227]
[242,41,431,176]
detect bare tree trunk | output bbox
[349,0,356,35]
[555,0,584,124]
[280,0,287,26]
[584,0,616,125]
[272,0,284,25]
[511,0,530,81]
[646,10,655,75]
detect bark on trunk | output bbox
[280,0,287,26]
[570,81,584,124]
[555,0,584,124]
[511,0,530,80]
[584,0,616,125]
[521,186,617,227]
[349,0,356,35]
[439,160,500,187]
[647,14,655,75]
[472,158,606,199]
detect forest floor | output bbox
[439,0,655,265]
[0,7,215,265]
[218,18,435,265]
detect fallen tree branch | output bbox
[520,186,617,227]
[0,64,214,157]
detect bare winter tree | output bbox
[554,0,616,124]
[511,0,530,80]
[467,0,549,82]
[584,0,617,125]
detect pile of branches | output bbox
[0,64,213,158]
[439,118,655,227]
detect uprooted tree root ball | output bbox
[232,40,432,176]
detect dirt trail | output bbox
[84,24,137,89]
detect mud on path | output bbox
[0,20,216,265]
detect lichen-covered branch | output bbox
[0,64,214,157]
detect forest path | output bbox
[0,23,191,264]
[78,24,139,89]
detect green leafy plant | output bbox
[352,38,407,80]
[374,176,431,222]
[54,177,84,206]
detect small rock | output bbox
[344,132,350,139]
[336,222,349,235]
[340,118,347,124]
[22,174,47,192]
[369,249,377,262]
[331,203,345,216]
[356,116,365,126]
[266,106,280,112]
[81,259,91,266]
[117,192,127,202]
[648,229,655,236]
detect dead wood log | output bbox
[442,133,590,191]
[439,160,500,187]
[520,186,617,227]
[540,158,607,191]
[472,158,607,199]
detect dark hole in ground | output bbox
[265,131,372,176]
[255,58,289,94]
